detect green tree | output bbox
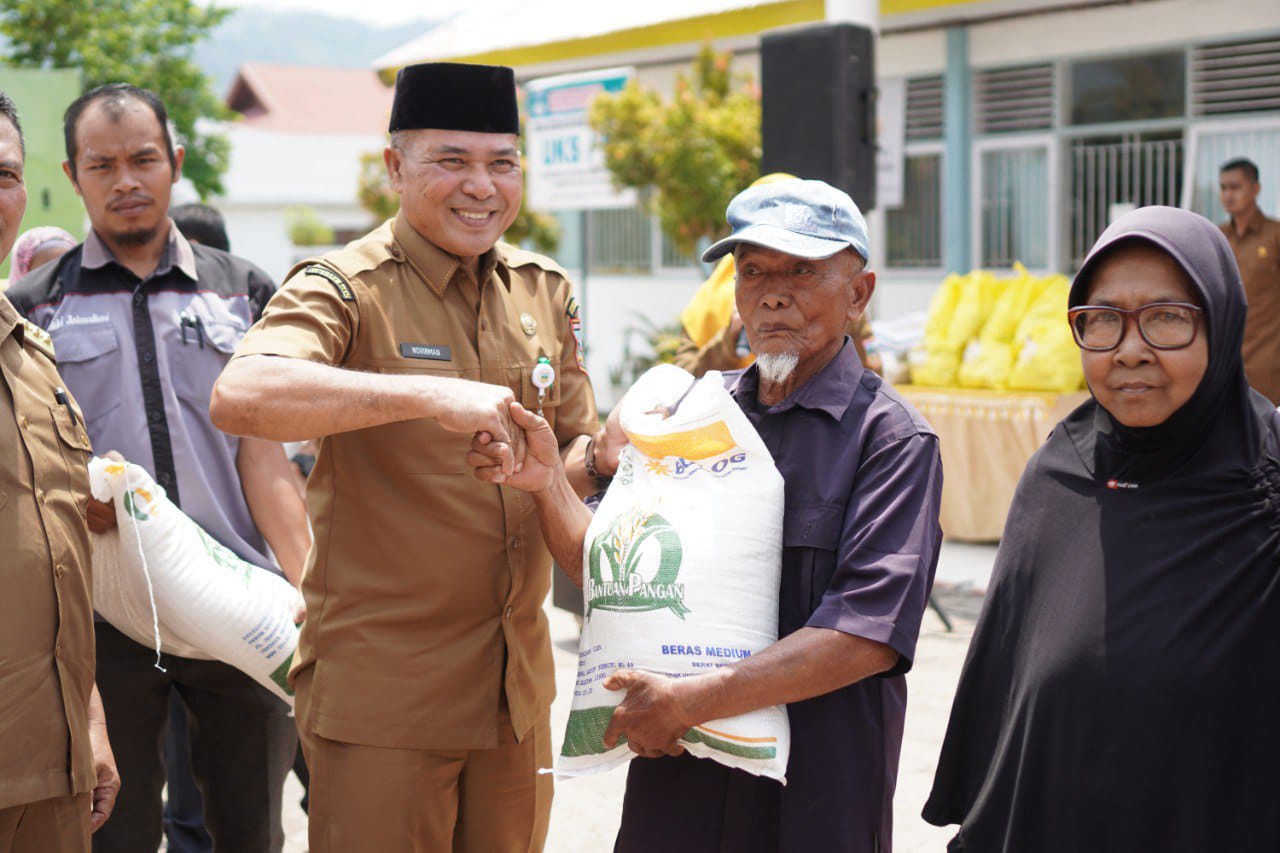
[356,150,399,224]
[285,206,335,246]
[0,0,233,197]
[589,44,761,257]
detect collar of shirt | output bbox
[391,211,501,297]
[730,337,864,421]
[1232,206,1267,238]
[0,294,20,343]
[81,219,198,283]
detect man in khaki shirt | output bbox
[1220,157,1280,403]
[211,63,616,852]
[0,90,118,852]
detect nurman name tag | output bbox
[399,342,452,361]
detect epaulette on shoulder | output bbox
[299,263,356,303]
[21,319,55,359]
[499,242,570,280]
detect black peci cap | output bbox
[388,62,520,135]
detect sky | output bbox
[221,0,469,25]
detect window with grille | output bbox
[1191,36,1280,117]
[587,207,652,274]
[1069,51,1186,125]
[980,145,1050,269]
[1068,131,1183,267]
[886,151,943,268]
[905,75,944,141]
[1187,124,1280,223]
[975,64,1054,135]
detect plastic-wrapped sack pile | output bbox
[911,264,1084,392]
[89,457,301,706]
[557,364,789,782]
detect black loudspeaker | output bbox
[761,22,876,210]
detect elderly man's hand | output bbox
[86,450,127,533]
[602,669,697,758]
[87,688,120,833]
[467,402,561,491]
[593,401,627,478]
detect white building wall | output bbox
[564,269,702,409]
[968,0,1280,68]
[216,125,384,280]
[217,202,371,282]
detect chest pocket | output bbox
[782,503,845,622]
[171,319,244,413]
[49,403,93,506]
[50,323,122,426]
[368,363,471,474]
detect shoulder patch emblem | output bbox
[21,319,55,359]
[304,264,355,302]
[565,294,585,368]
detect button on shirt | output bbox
[1222,209,1280,403]
[0,295,96,810]
[618,340,943,853]
[6,223,277,575]
[233,213,599,750]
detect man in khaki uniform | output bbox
[211,63,613,852]
[0,90,118,852]
[1220,157,1280,403]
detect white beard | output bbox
[755,351,800,384]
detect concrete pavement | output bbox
[271,541,996,852]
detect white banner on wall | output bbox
[877,77,907,210]
[525,67,637,212]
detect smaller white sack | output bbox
[88,457,301,705]
[558,364,789,782]
[91,524,207,660]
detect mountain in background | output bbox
[195,5,439,95]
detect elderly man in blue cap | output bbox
[472,178,943,852]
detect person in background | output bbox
[673,174,878,378]
[7,83,307,853]
[171,203,230,253]
[1219,157,1280,403]
[0,87,119,853]
[10,226,76,283]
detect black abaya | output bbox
[923,206,1280,852]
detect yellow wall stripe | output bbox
[379,0,824,81]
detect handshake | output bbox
[450,379,624,494]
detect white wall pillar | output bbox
[824,0,879,30]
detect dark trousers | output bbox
[163,693,213,853]
[91,623,296,853]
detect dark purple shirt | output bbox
[616,340,943,853]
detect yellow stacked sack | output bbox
[1007,274,1086,392]
[911,270,1005,387]
[957,264,1049,390]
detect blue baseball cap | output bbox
[701,178,871,265]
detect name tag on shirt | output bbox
[400,342,452,362]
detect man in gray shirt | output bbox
[8,83,308,853]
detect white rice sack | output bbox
[88,457,301,705]
[558,364,789,782]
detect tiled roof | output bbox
[226,63,394,134]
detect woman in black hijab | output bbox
[923,205,1280,852]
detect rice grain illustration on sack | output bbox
[558,363,790,782]
[88,457,302,706]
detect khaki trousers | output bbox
[0,792,90,853]
[297,674,552,853]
